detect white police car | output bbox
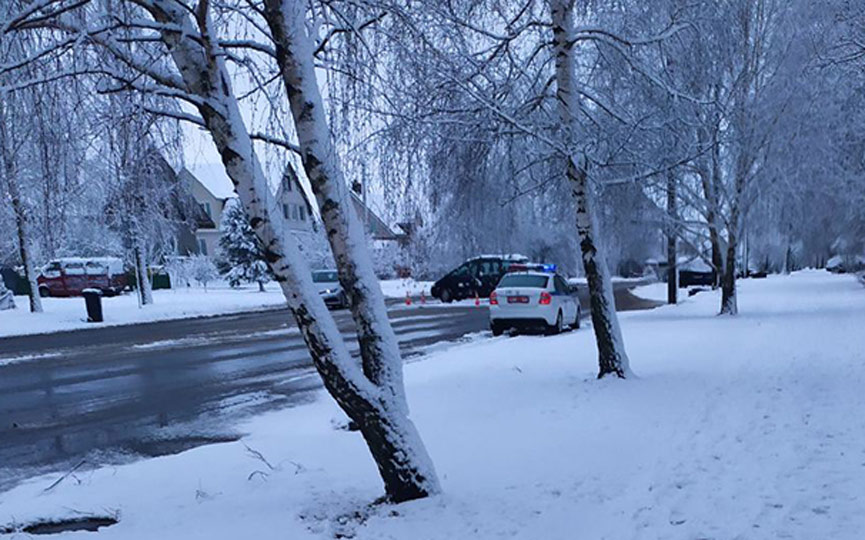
[489,265,581,336]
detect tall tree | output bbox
[218,200,271,292]
[549,0,631,377]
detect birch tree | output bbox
[548,0,629,376]
[261,0,411,408]
[2,0,438,502]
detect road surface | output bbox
[0,285,657,492]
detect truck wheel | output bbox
[491,322,503,337]
[440,288,453,303]
[38,286,50,298]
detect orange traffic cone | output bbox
[474,291,480,306]
[405,291,412,306]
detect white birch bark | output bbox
[262,0,408,413]
[6,176,43,313]
[133,236,153,306]
[550,0,630,378]
[142,0,439,502]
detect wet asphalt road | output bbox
[0,284,657,493]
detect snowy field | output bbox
[0,279,435,339]
[2,270,864,539]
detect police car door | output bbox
[554,275,576,322]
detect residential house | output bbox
[350,189,398,241]
[273,165,314,237]
[274,166,398,241]
[179,166,236,257]
[181,163,399,260]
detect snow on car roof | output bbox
[467,254,529,261]
[47,257,124,274]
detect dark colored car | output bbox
[679,270,715,287]
[430,254,529,303]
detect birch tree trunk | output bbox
[262,0,408,412]
[720,162,745,315]
[7,177,43,313]
[551,0,631,378]
[133,237,153,306]
[666,172,678,305]
[720,182,741,315]
[144,0,438,502]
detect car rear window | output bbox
[498,274,548,288]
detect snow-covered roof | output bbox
[827,254,865,268]
[468,254,529,262]
[827,255,843,268]
[48,257,124,273]
[185,163,237,200]
[677,256,713,273]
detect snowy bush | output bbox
[164,256,191,289]
[189,255,219,291]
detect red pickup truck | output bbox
[37,257,128,297]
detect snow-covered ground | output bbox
[378,278,435,301]
[0,279,436,338]
[2,270,864,539]
[630,280,670,302]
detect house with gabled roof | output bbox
[273,165,315,237]
[179,166,236,258]
[181,163,399,260]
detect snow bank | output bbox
[631,281,671,302]
[0,286,288,338]
[0,280,435,339]
[379,278,435,299]
[2,270,864,539]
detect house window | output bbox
[283,203,290,220]
[198,238,208,256]
[202,202,211,219]
[284,176,292,192]
[299,206,306,221]
[291,204,299,220]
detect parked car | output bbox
[489,269,581,336]
[37,257,127,297]
[431,254,529,303]
[312,269,348,309]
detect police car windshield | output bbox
[312,271,339,283]
[498,274,548,288]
